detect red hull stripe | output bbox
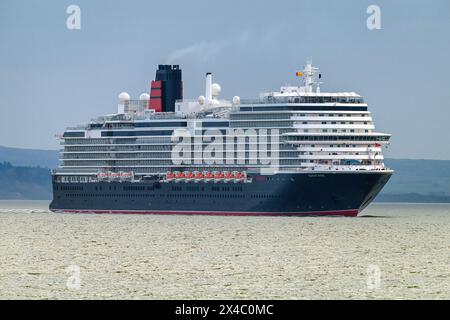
[53,209,359,217]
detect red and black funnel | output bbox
[149,65,183,113]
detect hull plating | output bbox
[50,172,392,217]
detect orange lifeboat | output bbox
[186,172,195,181]
[166,171,175,181]
[175,172,185,179]
[194,172,204,179]
[225,171,234,182]
[205,171,214,181]
[234,172,245,182]
[213,172,224,182]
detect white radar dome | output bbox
[118,92,130,102]
[211,83,221,97]
[198,95,206,105]
[139,93,150,100]
[232,96,241,105]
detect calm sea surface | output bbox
[0,201,448,299]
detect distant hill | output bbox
[0,162,52,200]
[0,146,59,168]
[0,146,57,199]
[377,158,450,202]
[0,146,449,202]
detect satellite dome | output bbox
[118,92,130,102]
[211,83,221,97]
[232,96,241,105]
[139,93,150,101]
[198,95,206,105]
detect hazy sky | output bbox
[0,0,449,159]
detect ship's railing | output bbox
[66,125,87,130]
[88,111,186,124]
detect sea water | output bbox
[0,201,448,299]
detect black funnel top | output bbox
[155,65,182,112]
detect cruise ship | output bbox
[50,62,393,216]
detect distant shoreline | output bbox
[375,193,450,203]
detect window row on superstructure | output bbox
[61,152,383,162]
[242,96,365,104]
[239,105,368,112]
[60,153,384,167]
[231,111,371,121]
[62,143,295,153]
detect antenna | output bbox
[302,61,321,93]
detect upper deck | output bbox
[54,61,391,178]
[240,93,364,105]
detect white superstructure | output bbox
[54,62,391,184]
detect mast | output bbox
[302,61,321,93]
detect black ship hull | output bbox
[49,171,392,217]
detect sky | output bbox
[0,0,449,159]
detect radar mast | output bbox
[302,61,321,93]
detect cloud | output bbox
[165,29,266,64]
[166,39,228,64]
